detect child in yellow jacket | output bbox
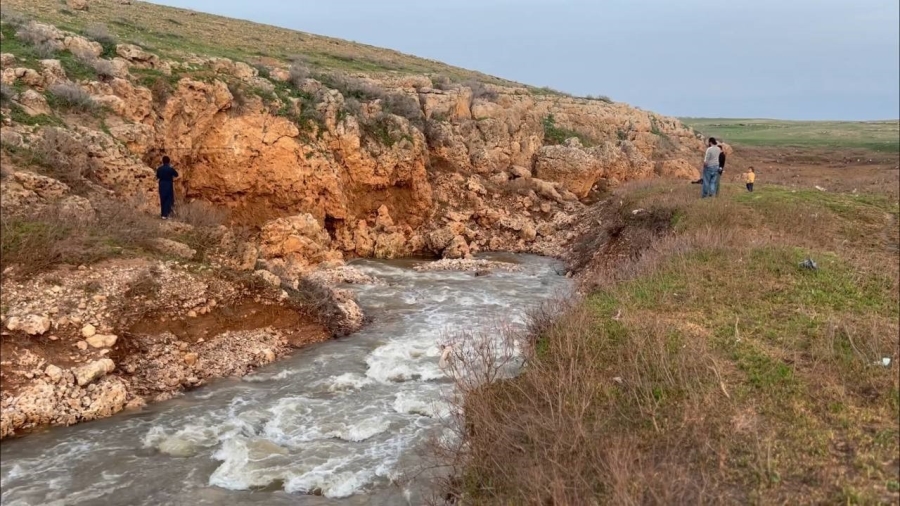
[744,167,756,192]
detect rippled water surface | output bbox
[0,255,571,505]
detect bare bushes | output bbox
[83,23,117,57]
[15,22,62,58]
[288,62,309,87]
[430,74,452,90]
[462,79,498,102]
[428,75,498,104]
[0,199,160,276]
[168,200,229,259]
[0,8,29,28]
[89,58,118,80]
[174,200,226,228]
[381,92,423,127]
[585,94,613,103]
[30,127,101,193]
[0,83,14,104]
[47,82,99,113]
[226,81,249,115]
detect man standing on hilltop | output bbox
[156,156,179,220]
[701,138,722,198]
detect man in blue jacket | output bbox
[156,156,179,219]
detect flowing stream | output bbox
[0,254,571,506]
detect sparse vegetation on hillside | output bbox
[83,22,117,57]
[1,0,518,85]
[542,114,595,147]
[0,199,161,276]
[444,182,900,505]
[46,82,100,113]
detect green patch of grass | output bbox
[735,186,896,217]
[361,114,412,148]
[680,118,900,153]
[0,24,43,68]
[528,85,571,98]
[56,50,98,81]
[732,342,797,392]
[1,103,63,127]
[541,114,594,147]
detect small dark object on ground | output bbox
[691,179,702,184]
[799,258,818,270]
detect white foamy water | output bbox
[0,255,571,505]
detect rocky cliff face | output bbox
[0,16,705,438]
[1,20,702,285]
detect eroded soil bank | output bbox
[0,257,363,439]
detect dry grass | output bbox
[14,21,60,57]
[442,181,900,505]
[27,126,101,194]
[0,198,161,276]
[171,199,229,259]
[46,83,100,113]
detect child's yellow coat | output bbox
[744,172,756,183]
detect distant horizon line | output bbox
[678,117,900,123]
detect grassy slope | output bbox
[457,182,900,504]
[681,118,900,153]
[1,0,520,85]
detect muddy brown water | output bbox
[0,254,572,505]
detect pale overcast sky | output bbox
[150,0,899,120]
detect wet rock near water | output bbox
[413,258,524,273]
[303,265,386,287]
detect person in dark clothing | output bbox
[156,156,179,219]
[715,147,726,196]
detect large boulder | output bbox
[63,36,102,59]
[5,315,52,336]
[73,359,115,386]
[533,144,604,198]
[18,89,50,116]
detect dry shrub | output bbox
[288,62,309,87]
[47,83,99,113]
[84,23,117,55]
[226,81,250,116]
[342,96,362,116]
[431,74,452,90]
[318,72,385,102]
[382,92,423,126]
[462,79,498,102]
[14,22,61,58]
[171,200,228,258]
[30,127,101,193]
[174,199,227,228]
[0,83,14,104]
[437,303,726,505]
[147,77,172,106]
[90,58,118,80]
[0,199,160,276]
[123,270,161,299]
[0,8,29,28]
